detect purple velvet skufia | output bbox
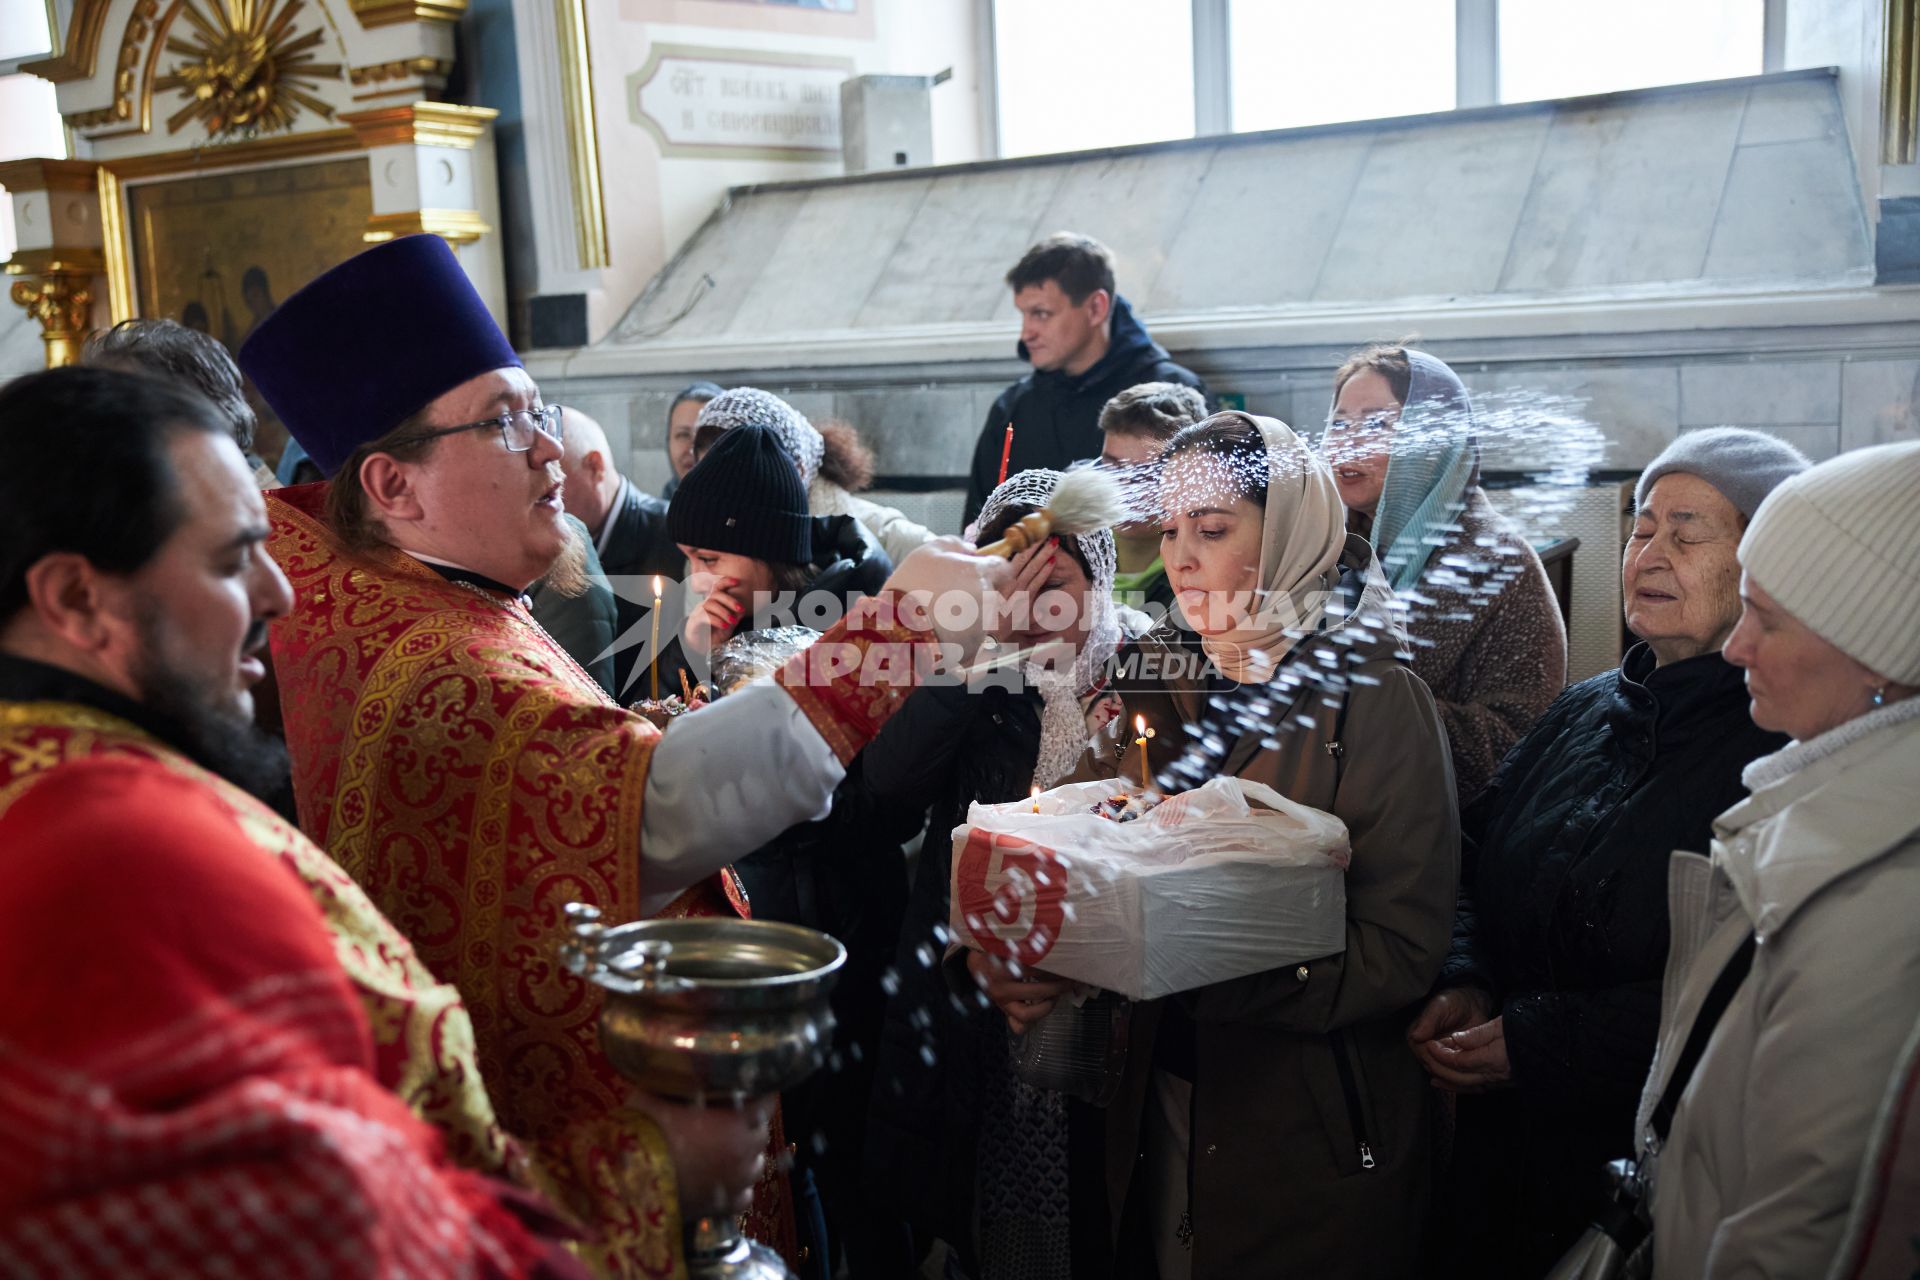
[238,235,522,478]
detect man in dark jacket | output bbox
[962,233,1207,526]
[1098,381,1207,623]
[1408,427,1812,1278]
[556,406,684,696]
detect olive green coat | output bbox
[1073,538,1460,1277]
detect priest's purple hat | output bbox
[238,235,521,478]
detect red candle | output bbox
[996,423,1014,485]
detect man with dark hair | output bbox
[0,366,281,789]
[82,316,275,486]
[1098,380,1208,616]
[962,231,1207,524]
[0,366,597,1277]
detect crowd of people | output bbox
[1,226,1916,1280]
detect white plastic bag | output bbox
[949,777,1350,1001]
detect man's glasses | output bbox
[406,404,566,453]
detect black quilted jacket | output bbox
[1435,642,1786,1275]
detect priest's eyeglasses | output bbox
[408,404,566,453]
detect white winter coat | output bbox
[1641,701,1920,1279]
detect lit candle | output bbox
[1134,714,1156,792]
[1031,785,1042,813]
[650,576,663,701]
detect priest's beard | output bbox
[539,521,592,598]
[130,604,293,807]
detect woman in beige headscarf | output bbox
[968,412,1460,1278]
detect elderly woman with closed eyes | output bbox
[1410,427,1811,1278]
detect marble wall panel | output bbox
[1499,92,1745,291]
[775,389,838,427]
[554,388,635,461]
[625,389,677,451]
[609,190,813,343]
[1149,132,1376,312]
[1315,112,1550,301]
[868,487,968,537]
[1700,138,1872,281]
[1840,359,1920,449]
[628,450,674,497]
[833,385,980,474]
[855,165,1071,328]
[726,180,933,335]
[1738,74,1845,146]
[604,74,1868,347]
[1486,365,1681,470]
[1680,360,1842,425]
[1033,148,1218,305]
[1700,421,1840,460]
[971,379,1012,430]
[1286,384,1334,434]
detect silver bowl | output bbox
[562,907,847,1102]
[562,906,847,1279]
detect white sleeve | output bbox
[637,679,846,914]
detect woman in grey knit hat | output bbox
[1643,440,1920,1280]
[1412,425,1811,1278]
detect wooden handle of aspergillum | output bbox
[974,510,1054,559]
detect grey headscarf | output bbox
[1331,349,1481,595]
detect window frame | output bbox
[0,0,60,77]
[985,0,1785,157]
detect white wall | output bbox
[0,311,43,383]
[524,0,988,345]
[1783,0,1920,203]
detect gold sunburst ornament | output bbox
[157,0,344,137]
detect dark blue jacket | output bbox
[963,295,1207,526]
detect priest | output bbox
[239,235,998,1275]
[0,366,603,1277]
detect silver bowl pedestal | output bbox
[561,903,846,1280]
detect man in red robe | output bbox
[0,366,600,1278]
[238,235,1000,1274]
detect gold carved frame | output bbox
[1890,0,1920,164]
[95,128,364,326]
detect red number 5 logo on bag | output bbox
[956,829,1067,966]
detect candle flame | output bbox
[1134,713,1146,735]
[652,575,663,599]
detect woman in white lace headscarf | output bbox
[969,467,1147,786]
[860,469,1142,1279]
[946,468,1146,1280]
[694,387,936,566]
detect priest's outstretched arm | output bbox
[636,540,999,914]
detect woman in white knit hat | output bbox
[1639,440,1920,1280]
